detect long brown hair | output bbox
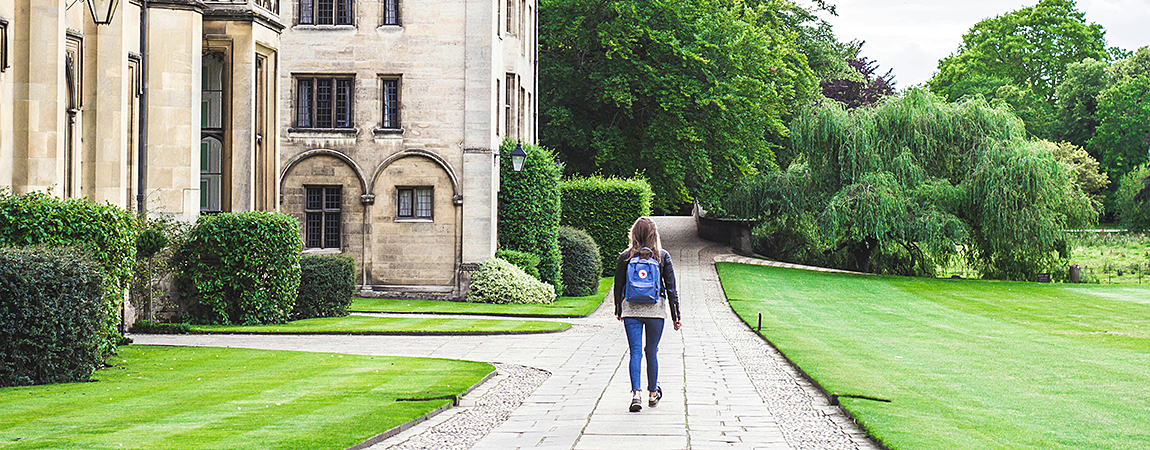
[626,217,663,263]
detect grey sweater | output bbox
[613,250,680,321]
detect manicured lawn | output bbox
[190,315,570,334]
[717,262,1150,450]
[350,278,612,317]
[0,345,493,449]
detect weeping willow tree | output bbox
[723,89,1096,279]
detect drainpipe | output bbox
[136,0,148,217]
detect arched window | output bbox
[200,51,227,213]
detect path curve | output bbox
[133,216,879,450]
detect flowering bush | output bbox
[467,257,555,304]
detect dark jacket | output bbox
[613,249,680,321]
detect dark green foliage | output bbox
[1090,74,1150,189]
[495,249,541,280]
[499,140,562,292]
[293,255,356,319]
[136,228,168,259]
[540,0,817,212]
[724,89,1096,280]
[559,176,653,276]
[0,190,137,356]
[0,247,105,386]
[129,320,192,334]
[176,212,302,325]
[558,226,601,297]
[1116,165,1150,231]
[1054,58,1109,148]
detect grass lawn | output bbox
[717,262,1150,450]
[1066,231,1150,284]
[0,345,492,449]
[189,315,570,334]
[350,277,611,317]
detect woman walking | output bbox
[614,217,681,412]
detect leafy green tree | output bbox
[723,89,1095,280]
[1053,58,1109,148]
[1039,140,1109,208]
[929,0,1109,103]
[992,84,1055,139]
[1089,74,1150,188]
[539,0,816,212]
[1114,165,1150,231]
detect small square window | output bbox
[397,187,433,220]
[300,0,352,25]
[294,76,354,129]
[304,186,342,248]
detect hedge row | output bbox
[498,140,563,291]
[294,255,356,319]
[560,176,653,275]
[1,247,106,387]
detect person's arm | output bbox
[614,253,628,318]
[662,251,680,326]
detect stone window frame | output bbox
[0,18,8,73]
[297,0,354,26]
[293,74,355,130]
[381,0,399,26]
[380,76,400,129]
[396,186,433,221]
[304,185,343,249]
[200,47,232,213]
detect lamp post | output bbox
[510,141,527,172]
[87,0,120,25]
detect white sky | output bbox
[815,0,1150,88]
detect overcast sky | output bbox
[815,0,1150,88]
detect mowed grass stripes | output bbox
[190,315,570,334]
[717,262,1150,450]
[0,345,493,449]
[349,278,612,317]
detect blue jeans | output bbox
[623,317,665,392]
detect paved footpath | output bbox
[134,217,879,450]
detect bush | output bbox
[294,255,356,319]
[499,140,563,291]
[467,257,556,304]
[0,190,138,356]
[131,216,191,323]
[129,320,192,334]
[175,212,302,325]
[495,249,541,280]
[1116,165,1150,231]
[558,226,601,296]
[0,247,105,387]
[560,176,653,275]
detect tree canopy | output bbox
[539,0,817,212]
[722,89,1096,280]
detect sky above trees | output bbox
[817,0,1149,86]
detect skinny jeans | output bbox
[623,317,664,392]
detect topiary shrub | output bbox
[294,255,356,319]
[0,189,138,356]
[175,211,302,325]
[495,249,541,280]
[467,257,556,304]
[1116,164,1150,231]
[560,176,653,275]
[0,247,105,387]
[558,226,601,297]
[499,139,563,291]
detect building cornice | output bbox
[147,0,207,13]
[203,7,285,32]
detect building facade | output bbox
[278,0,537,298]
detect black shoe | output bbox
[630,396,643,412]
[649,386,662,407]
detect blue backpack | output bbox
[624,247,661,304]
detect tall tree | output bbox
[819,44,896,110]
[928,0,1109,104]
[539,0,816,212]
[1089,74,1150,188]
[1053,58,1109,148]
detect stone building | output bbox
[0,0,282,219]
[277,0,537,298]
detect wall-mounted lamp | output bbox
[87,0,120,25]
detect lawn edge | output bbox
[182,324,573,336]
[714,260,891,450]
[347,366,498,450]
[345,309,591,319]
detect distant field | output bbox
[941,230,1150,284]
[0,346,492,450]
[718,262,1150,450]
[350,278,611,317]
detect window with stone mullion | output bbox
[305,186,342,249]
[300,0,351,25]
[382,0,399,25]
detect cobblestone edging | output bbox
[705,251,883,450]
[369,363,551,450]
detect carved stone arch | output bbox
[279,149,370,197]
[369,149,462,204]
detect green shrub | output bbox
[0,247,105,387]
[499,140,563,292]
[129,320,192,334]
[1116,165,1150,231]
[131,216,191,323]
[294,255,356,319]
[560,176,653,275]
[558,226,601,296]
[0,190,138,356]
[495,249,541,280]
[467,257,556,304]
[175,211,302,325]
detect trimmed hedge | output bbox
[499,140,563,292]
[0,190,138,356]
[1,247,105,387]
[176,212,302,325]
[467,257,556,304]
[294,255,356,319]
[560,176,653,275]
[558,226,601,297]
[495,249,541,280]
